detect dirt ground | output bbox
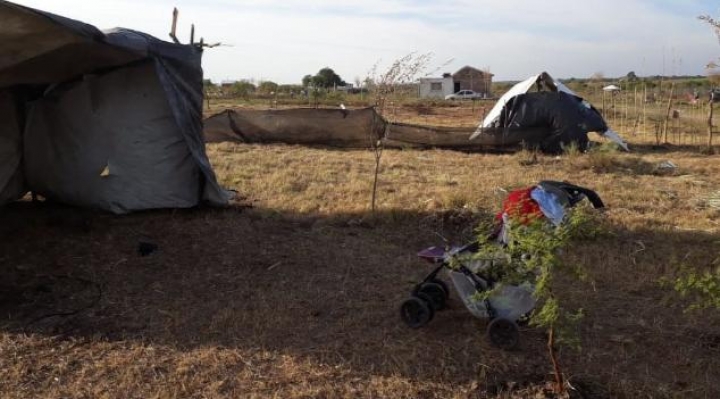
[2,106,720,398]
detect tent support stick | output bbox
[663,84,674,144]
[709,99,714,151]
[169,8,180,44]
[643,84,647,141]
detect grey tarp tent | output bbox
[0,1,230,213]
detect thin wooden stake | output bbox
[169,8,180,44]
[709,99,715,150]
[643,84,647,140]
[634,85,638,135]
[663,84,675,143]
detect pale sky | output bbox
[12,0,720,84]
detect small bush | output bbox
[664,260,720,310]
[467,205,606,393]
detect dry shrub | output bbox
[515,147,540,166]
[568,149,657,175]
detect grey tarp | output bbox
[203,107,549,151]
[24,63,202,213]
[0,0,230,212]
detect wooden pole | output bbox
[624,89,629,133]
[708,98,715,151]
[643,84,647,140]
[169,8,180,44]
[663,84,675,143]
[634,85,638,135]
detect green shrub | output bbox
[467,206,604,393]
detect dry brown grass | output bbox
[2,106,720,398]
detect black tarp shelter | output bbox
[471,72,628,153]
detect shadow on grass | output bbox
[0,201,719,398]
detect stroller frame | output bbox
[399,180,604,350]
[400,241,523,350]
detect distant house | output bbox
[335,83,354,92]
[419,67,494,99]
[418,73,454,99]
[452,66,493,97]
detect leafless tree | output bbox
[364,53,446,214]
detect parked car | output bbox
[710,89,720,103]
[445,90,483,100]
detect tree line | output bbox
[204,67,352,98]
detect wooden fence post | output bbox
[708,98,715,151]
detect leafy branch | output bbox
[663,257,720,311]
[469,206,605,394]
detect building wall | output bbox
[452,68,493,97]
[418,77,454,98]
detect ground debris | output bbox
[653,160,679,176]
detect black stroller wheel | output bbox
[400,295,434,328]
[429,278,450,299]
[417,282,447,310]
[486,318,520,350]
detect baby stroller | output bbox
[400,181,604,350]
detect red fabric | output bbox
[496,186,543,225]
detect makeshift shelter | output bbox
[0,1,230,213]
[471,72,628,153]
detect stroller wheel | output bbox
[417,282,447,310]
[400,295,434,328]
[428,278,450,299]
[486,318,520,350]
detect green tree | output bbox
[278,84,303,95]
[302,74,314,88]
[257,80,279,95]
[230,80,256,100]
[305,67,346,89]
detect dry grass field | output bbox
[2,105,720,398]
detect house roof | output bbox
[453,66,494,77]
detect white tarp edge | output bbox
[478,72,577,132]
